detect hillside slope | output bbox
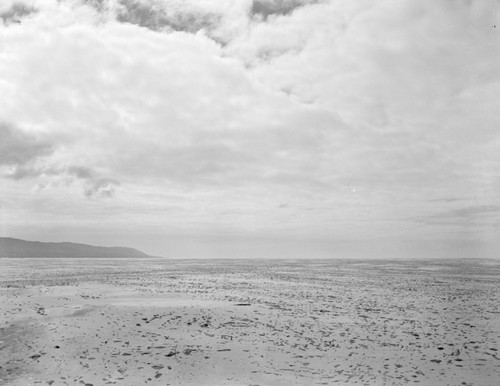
[0,237,151,258]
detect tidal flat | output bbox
[0,258,499,385]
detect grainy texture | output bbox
[1,258,499,385]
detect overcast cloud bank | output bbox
[1,0,499,258]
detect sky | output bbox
[0,0,499,259]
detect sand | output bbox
[0,258,499,385]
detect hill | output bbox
[0,237,152,258]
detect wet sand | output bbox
[1,258,499,385]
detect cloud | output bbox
[74,0,250,46]
[226,0,500,194]
[0,2,37,25]
[67,165,95,179]
[0,1,345,189]
[427,198,466,203]
[0,122,54,176]
[115,0,221,34]
[418,205,500,226]
[84,178,119,198]
[0,122,118,197]
[0,0,499,257]
[250,0,318,21]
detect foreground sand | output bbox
[0,258,499,385]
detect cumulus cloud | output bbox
[0,1,340,188]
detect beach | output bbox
[1,258,499,385]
